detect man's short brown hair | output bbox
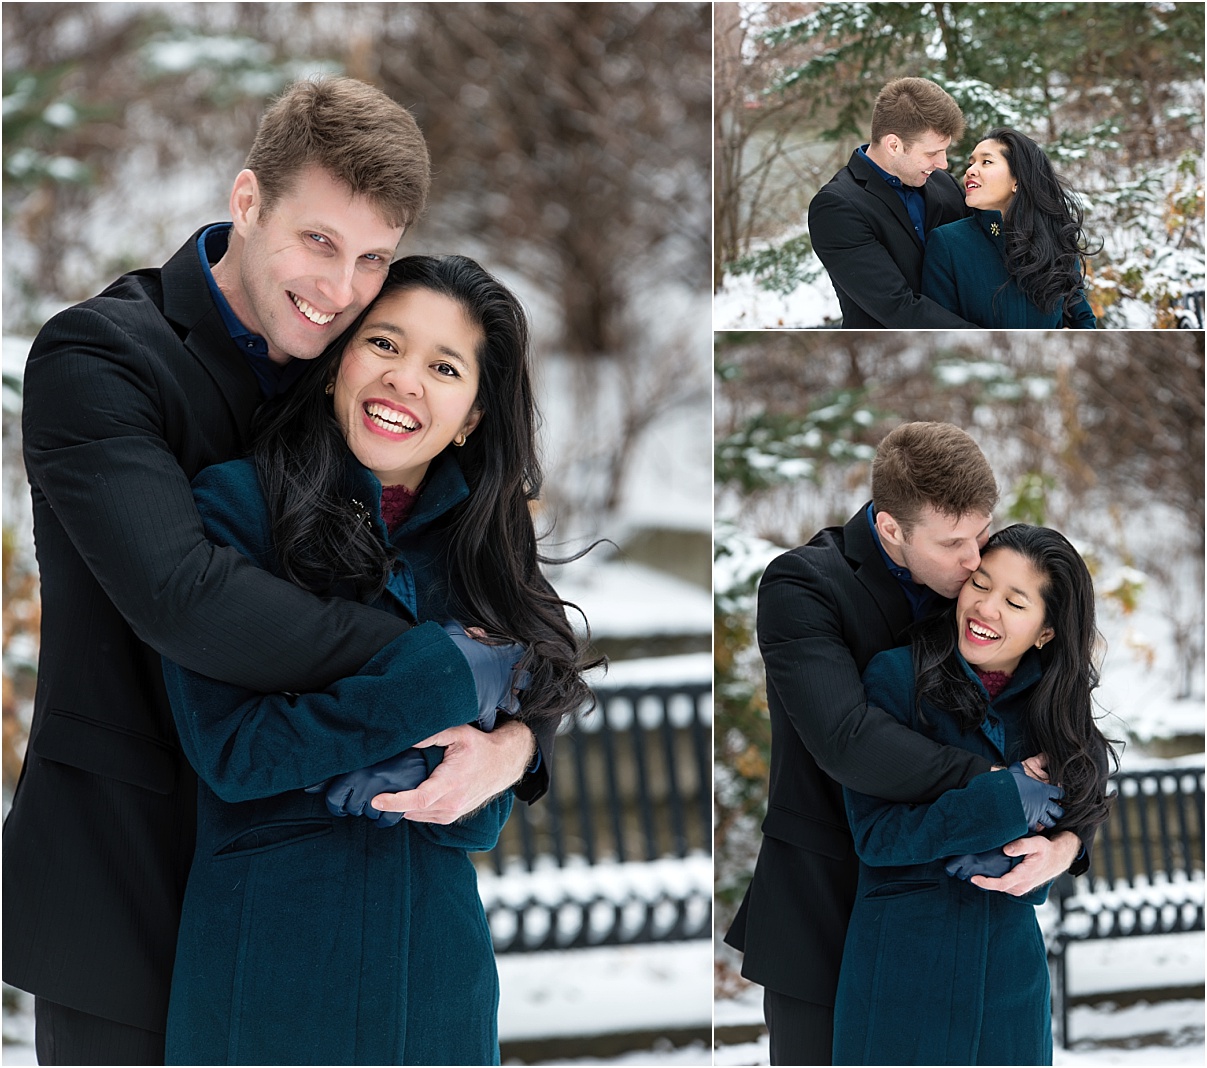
[870,77,965,146]
[871,422,998,534]
[244,76,431,230]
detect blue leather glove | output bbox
[304,748,429,827]
[441,621,525,731]
[1007,761,1064,831]
[945,848,1020,881]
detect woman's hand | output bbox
[441,620,526,728]
[306,749,430,826]
[1006,761,1064,831]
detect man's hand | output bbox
[371,719,536,825]
[1020,753,1049,783]
[970,830,1081,896]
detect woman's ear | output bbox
[460,407,484,439]
[1036,626,1055,650]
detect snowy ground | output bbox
[715,931,1204,1066]
[1,941,715,1066]
[712,254,1197,331]
[6,932,1199,1065]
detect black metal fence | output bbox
[475,680,713,953]
[1048,762,1205,1046]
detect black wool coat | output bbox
[808,149,974,328]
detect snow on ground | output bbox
[713,1006,1206,1067]
[712,261,840,331]
[716,932,1204,1065]
[551,557,713,641]
[498,940,712,1044]
[1,942,715,1066]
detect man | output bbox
[724,422,1085,1065]
[808,77,975,328]
[5,77,548,1065]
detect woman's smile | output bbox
[362,399,421,437]
[963,616,1001,646]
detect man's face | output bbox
[878,505,992,599]
[223,165,404,364]
[884,129,951,187]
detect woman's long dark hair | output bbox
[986,127,1102,316]
[912,524,1116,834]
[251,255,601,732]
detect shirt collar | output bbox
[197,224,259,344]
[867,501,914,582]
[866,502,941,620]
[197,223,305,397]
[859,144,915,192]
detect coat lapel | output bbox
[848,150,922,249]
[923,168,969,232]
[159,227,262,444]
[842,506,913,642]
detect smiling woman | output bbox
[157,254,600,1065]
[833,523,1115,1066]
[922,126,1101,328]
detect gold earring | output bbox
[324,382,334,396]
[453,432,467,447]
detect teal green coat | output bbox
[922,209,1096,328]
[834,646,1053,1066]
[162,451,512,1066]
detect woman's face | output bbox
[332,286,483,490]
[956,547,1054,676]
[963,139,1017,215]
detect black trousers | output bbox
[34,998,164,1066]
[764,987,835,1066]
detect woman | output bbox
[161,256,596,1065]
[833,524,1114,1065]
[922,128,1100,328]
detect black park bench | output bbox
[1047,762,1205,1047]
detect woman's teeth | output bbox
[366,403,418,434]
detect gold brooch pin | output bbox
[990,221,1001,237]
